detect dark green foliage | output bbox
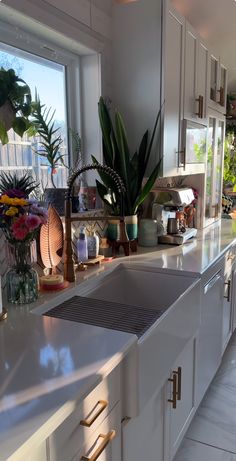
[0,68,32,144]
[94,97,162,215]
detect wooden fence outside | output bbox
[0,130,68,189]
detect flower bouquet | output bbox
[0,178,47,304]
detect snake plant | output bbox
[92,97,162,216]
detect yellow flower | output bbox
[0,195,28,206]
[5,206,19,216]
[11,198,28,206]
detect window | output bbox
[0,29,80,191]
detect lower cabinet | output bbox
[222,249,236,353]
[165,337,196,461]
[76,402,121,461]
[122,385,164,461]
[122,337,197,461]
[49,366,121,461]
[196,261,224,405]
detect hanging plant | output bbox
[0,68,32,145]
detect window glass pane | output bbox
[0,42,68,190]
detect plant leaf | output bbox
[133,158,162,213]
[0,120,9,145]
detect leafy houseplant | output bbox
[223,130,236,193]
[93,97,162,218]
[30,95,66,189]
[0,68,32,145]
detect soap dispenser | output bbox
[76,226,88,262]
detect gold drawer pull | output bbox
[174,367,182,401]
[81,430,116,461]
[168,372,177,409]
[80,400,108,427]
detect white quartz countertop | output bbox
[0,291,136,461]
[1,218,236,461]
[122,219,236,274]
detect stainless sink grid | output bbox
[45,296,164,338]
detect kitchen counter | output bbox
[123,218,236,274]
[1,218,236,461]
[0,294,136,461]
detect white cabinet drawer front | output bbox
[49,366,120,461]
[75,402,121,461]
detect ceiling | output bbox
[171,0,236,91]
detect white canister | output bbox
[138,219,158,246]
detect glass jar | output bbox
[6,241,39,305]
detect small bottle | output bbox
[76,226,88,262]
[87,231,99,259]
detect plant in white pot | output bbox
[0,68,32,145]
[92,97,162,240]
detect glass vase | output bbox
[6,241,39,305]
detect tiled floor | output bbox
[175,333,236,460]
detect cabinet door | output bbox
[209,52,227,113]
[184,22,198,122]
[222,253,234,353]
[165,337,196,461]
[122,387,164,461]
[204,110,225,227]
[231,261,236,331]
[162,0,185,177]
[196,270,223,405]
[198,39,209,122]
[218,61,227,112]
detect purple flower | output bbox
[5,189,26,199]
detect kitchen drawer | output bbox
[75,401,121,461]
[49,366,120,461]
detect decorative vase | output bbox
[6,241,39,305]
[125,215,138,240]
[107,215,138,241]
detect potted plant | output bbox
[0,68,32,145]
[92,97,162,239]
[29,94,68,215]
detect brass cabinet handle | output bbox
[176,149,185,168]
[168,372,177,409]
[80,400,108,427]
[173,367,182,401]
[224,280,231,302]
[81,430,116,461]
[195,95,203,118]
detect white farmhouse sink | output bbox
[83,263,195,311]
[78,263,201,414]
[44,263,201,415]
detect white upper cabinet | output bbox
[209,51,228,113]
[162,0,185,177]
[184,22,209,125]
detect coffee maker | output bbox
[152,187,197,244]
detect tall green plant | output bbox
[29,94,66,188]
[93,97,162,215]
